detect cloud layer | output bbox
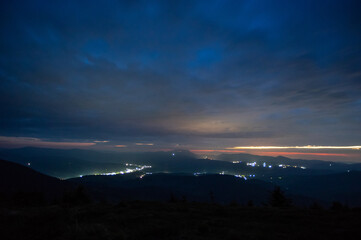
[0,0,360,151]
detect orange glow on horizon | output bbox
[115,145,127,148]
[227,145,361,150]
[256,152,350,157]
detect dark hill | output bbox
[0,148,127,179]
[70,173,278,204]
[274,171,361,206]
[0,159,72,199]
[218,153,360,171]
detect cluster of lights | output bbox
[234,174,256,180]
[139,172,152,179]
[247,162,257,167]
[278,164,306,169]
[80,164,152,178]
[239,161,306,170]
[193,172,207,176]
[235,174,247,180]
[261,162,273,168]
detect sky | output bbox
[0,0,361,161]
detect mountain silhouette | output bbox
[0,159,73,201]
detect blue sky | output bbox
[0,0,361,161]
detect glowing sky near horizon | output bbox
[228,146,361,150]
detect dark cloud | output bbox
[0,0,361,148]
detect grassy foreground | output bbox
[1,201,361,240]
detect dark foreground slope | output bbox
[1,202,361,240]
[70,173,277,204]
[274,171,361,206]
[0,159,73,202]
[69,173,327,206]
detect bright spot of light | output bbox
[247,162,257,167]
